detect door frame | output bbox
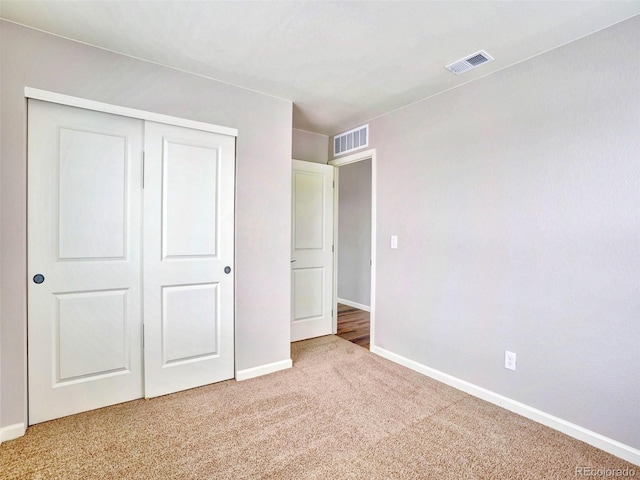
[24,87,238,426]
[329,148,376,349]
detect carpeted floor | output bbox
[0,335,636,479]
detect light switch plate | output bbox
[391,235,398,249]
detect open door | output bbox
[291,160,334,342]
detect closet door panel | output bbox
[143,121,235,398]
[28,100,144,425]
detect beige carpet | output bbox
[1,335,636,479]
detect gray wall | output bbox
[292,128,328,164]
[334,16,640,449]
[0,21,292,430]
[338,160,371,307]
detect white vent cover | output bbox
[334,124,368,156]
[445,50,494,75]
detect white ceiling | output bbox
[2,1,639,135]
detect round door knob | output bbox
[33,274,45,284]
[224,266,231,274]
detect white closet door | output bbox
[28,100,144,424]
[143,121,235,398]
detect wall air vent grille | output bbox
[334,124,368,156]
[445,50,494,75]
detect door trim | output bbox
[329,148,376,350]
[25,87,238,137]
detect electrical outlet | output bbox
[504,351,516,371]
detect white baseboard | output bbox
[0,423,26,443]
[337,298,371,312]
[236,358,292,381]
[371,345,640,467]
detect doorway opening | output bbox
[330,149,376,351]
[336,303,370,349]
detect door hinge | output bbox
[333,180,335,188]
[332,245,334,253]
[142,151,145,189]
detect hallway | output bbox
[336,303,370,349]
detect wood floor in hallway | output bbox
[336,303,370,350]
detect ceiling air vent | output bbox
[334,124,368,156]
[445,50,494,75]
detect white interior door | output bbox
[143,121,235,398]
[291,160,334,342]
[28,100,144,424]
